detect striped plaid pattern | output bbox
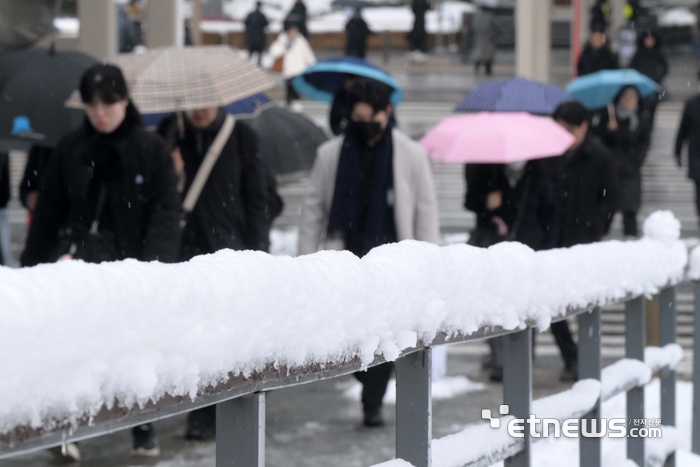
[455,78,570,115]
[67,46,278,113]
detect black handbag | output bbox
[50,185,120,263]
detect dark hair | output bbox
[637,30,660,48]
[79,63,142,126]
[553,101,589,126]
[79,64,130,105]
[348,79,393,114]
[614,85,641,105]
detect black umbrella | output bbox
[0,48,97,148]
[331,0,371,9]
[245,105,328,179]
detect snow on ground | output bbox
[341,376,486,405]
[0,212,687,436]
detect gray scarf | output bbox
[615,105,639,132]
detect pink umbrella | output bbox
[419,112,575,163]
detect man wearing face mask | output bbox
[298,79,440,426]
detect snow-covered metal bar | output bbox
[695,282,700,455]
[396,349,432,467]
[578,307,602,467]
[503,330,532,467]
[216,393,265,467]
[626,296,646,466]
[0,211,689,461]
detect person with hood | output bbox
[245,2,269,66]
[345,8,373,59]
[156,105,277,440]
[408,0,430,54]
[631,30,668,125]
[577,26,619,76]
[286,0,308,37]
[675,70,700,228]
[590,0,610,32]
[472,5,499,76]
[21,64,181,458]
[591,86,650,238]
[269,23,317,111]
[298,79,439,426]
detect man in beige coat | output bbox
[298,80,440,426]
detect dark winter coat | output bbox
[409,0,430,51]
[549,135,618,247]
[631,43,668,85]
[464,162,558,251]
[158,111,271,259]
[592,108,650,212]
[675,95,700,181]
[0,152,9,209]
[577,43,618,76]
[590,4,608,31]
[21,115,181,266]
[287,1,308,37]
[245,9,269,51]
[19,145,53,209]
[345,16,372,59]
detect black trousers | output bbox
[623,210,638,237]
[249,47,264,66]
[286,79,300,105]
[695,180,700,225]
[353,362,394,415]
[490,319,577,369]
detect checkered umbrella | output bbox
[67,46,278,114]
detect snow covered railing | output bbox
[0,211,693,466]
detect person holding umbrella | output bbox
[577,25,618,77]
[590,86,650,238]
[269,22,317,111]
[157,105,276,440]
[20,64,182,458]
[298,79,439,427]
[675,70,700,228]
[345,8,373,59]
[245,1,269,66]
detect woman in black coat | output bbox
[631,31,668,125]
[592,86,650,238]
[21,64,180,267]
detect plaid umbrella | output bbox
[67,46,278,113]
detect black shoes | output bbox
[132,424,160,457]
[560,360,579,382]
[363,410,385,428]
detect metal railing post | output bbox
[216,393,265,467]
[503,329,532,467]
[693,282,700,454]
[626,296,646,466]
[396,348,432,467]
[660,286,677,467]
[578,308,602,467]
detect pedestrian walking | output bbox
[547,102,618,381]
[408,0,430,54]
[298,79,440,426]
[577,26,618,76]
[464,161,566,381]
[675,70,700,228]
[20,64,181,458]
[472,6,499,76]
[157,106,278,440]
[630,30,668,125]
[245,2,269,66]
[286,0,308,37]
[0,152,11,266]
[269,23,317,111]
[345,8,373,59]
[591,86,649,238]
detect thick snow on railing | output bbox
[0,211,687,436]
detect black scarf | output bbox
[327,123,394,257]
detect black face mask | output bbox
[347,120,383,145]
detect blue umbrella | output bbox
[141,93,270,128]
[456,77,571,115]
[291,56,404,105]
[566,69,660,110]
